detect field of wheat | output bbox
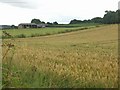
[2,24,118,88]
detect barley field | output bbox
[2,24,118,88]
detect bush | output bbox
[16,34,26,38]
[45,33,51,35]
[2,35,12,39]
[31,33,40,37]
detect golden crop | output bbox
[2,25,118,88]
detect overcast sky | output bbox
[0,0,119,25]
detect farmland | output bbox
[2,23,102,38]
[2,24,118,88]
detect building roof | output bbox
[19,23,37,25]
[0,25,11,26]
[0,25,11,29]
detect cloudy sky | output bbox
[0,0,119,25]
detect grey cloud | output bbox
[0,0,37,9]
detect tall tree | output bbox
[69,19,82,24]
[31,19,42,24]
[103,11,117,24]
[47,22,52,25]
[91,17,103,23]
[53,21,58,25]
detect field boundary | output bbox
[1,24,106,39]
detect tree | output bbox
[53,21,58,25]
[69,10,119,24]
[91,17,103,23]
[11,25,18,29]
[47,22,52,25]
[31,19,42,24]
[69,19,82,24]
[103,11,118,24]
[41,21,45,24]
[116,10,120,23]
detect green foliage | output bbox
[31,19,43,24]
[53,21,58,25]
[118,10,120,23]
[31,33,41,37]
[47,22,52,25]
[11,25,18,29]
[103,11,118,24]
[69,10,120,24]
[69,19,83,24]
[47,23,100,28]
[41,21,45,24]
[15,34,26,38]
[91,17,103,23]
[2,23,101,39]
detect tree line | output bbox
[70,10,120,24]
[31,10,120,25]
[31,19,58,25]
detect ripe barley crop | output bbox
[2,25,118,88]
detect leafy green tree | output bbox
[103,11,118,24]
[69,19,82,24]
[69,10,120,24]
[31,19,42,24]
[11,25,18,29]
[53,21,58,25]
[91,17,103,23]
[41,21,45,24]
[116,10,120,23]
[47,22,52,25]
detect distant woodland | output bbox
[31,10,120,25]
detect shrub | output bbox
[2,35,12,39]
[16,34,26,38]
[45,33,51,35]
[31,33,40,37]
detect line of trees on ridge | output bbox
[69,10,120,24]
[31,10,120,25]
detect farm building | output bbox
[0,25,11,30]
[37,24,47,28]
[18,23,47,29]
[18,23,37,28]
